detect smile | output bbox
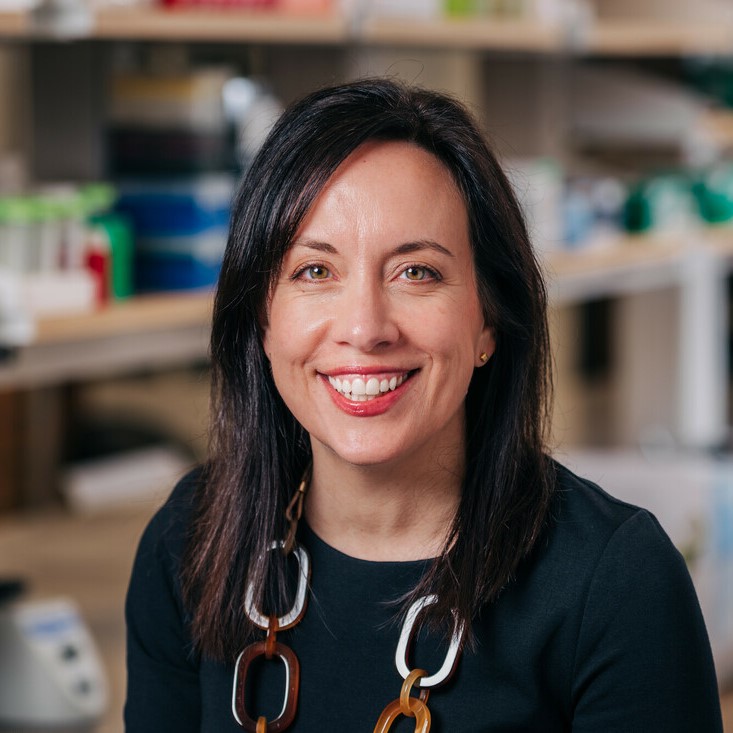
[326,372,411,402]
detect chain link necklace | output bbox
[231,472,465,732]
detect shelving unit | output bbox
[34,291,212,345]
[91,6,349,43]
[0,2,730,462]
[2,5,733,56]
[0,292,212,389]
[359,15,564,52]
[581,19,733,57]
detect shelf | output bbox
[545,227,733,304]
[4,8,730,57]
[697,109,733,151]
[0,291,213,389]
[702,224,733,260]
[35,290,213,344]
[0,5,350,43]
[545,235,687,303]
[360,16,564,53]
[0,9,30,36]
[581,20,733,57]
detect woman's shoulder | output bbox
[524,459,690,599]
[549,459,673,552]
[135,466,204,564]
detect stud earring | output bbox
[479,352,489,363]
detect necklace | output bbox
[231,474,465,733]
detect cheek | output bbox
[264,297,330,368]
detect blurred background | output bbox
[1,0,733,729]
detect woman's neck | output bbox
[304,444,463,562]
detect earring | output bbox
[479,352,489,363]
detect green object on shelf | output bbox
[624,174,696,234]
[0,197,35,224]
[623,185,652,233]
[444,0,477,16]
[90,213,134,300]
[81,183,117,217]
[692,165,733,225]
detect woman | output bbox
[125,79,722,732]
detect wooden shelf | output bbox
[0,6,349,42]
[35,290,213,345]
[701,224,733,259]
[582,20,733,57]
[697,109,733,151]
[545,235,686,303]
[360,16,564,53]
[0,291,213,389]
[4,8,730,57]
[0,9,30,36]
[91,6,348,43]
[545,227,733,304]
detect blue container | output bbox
[115,175,233,237]
[134,229,226,292]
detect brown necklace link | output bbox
[232,616,300,732]
[374,669,431,732]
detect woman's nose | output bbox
[331,280,400,353]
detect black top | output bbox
[124,464,723,732]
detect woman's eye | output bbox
[402,266,435,281]
[300,265,330,280]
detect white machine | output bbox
[0,597,108,728]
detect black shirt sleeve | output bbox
[124,475,202,733]
[570,509,723,732]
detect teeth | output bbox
[327,372,409,399]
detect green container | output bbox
[89,212,135,300]
[692,164,733,225]
[624,174,696,234]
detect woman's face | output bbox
[263,141,494,470]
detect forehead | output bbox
[324,140,461,201]
[293,140,469,247]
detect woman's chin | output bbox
[314,437,409,470]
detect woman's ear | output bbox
[475,326,496,367]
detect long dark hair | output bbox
[181,77,555,661]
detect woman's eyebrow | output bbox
[290,238,338,254]
[393,240,454,258]
[290,238,454,257]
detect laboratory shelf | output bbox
[546,229,733,303]
[580,19,733,57]
[1,8,731,57]
[91,6,349,43]
[34,291,213,344]
[359,16,565,53]
[546,235,689,304]
[0,9,29,37]
[0,292,213,389]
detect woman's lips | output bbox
[326,372,408,402]
[320,370,416,416]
